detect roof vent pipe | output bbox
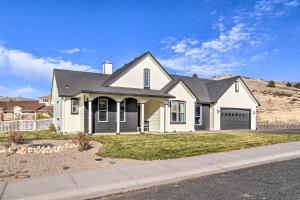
[102,59,113,75]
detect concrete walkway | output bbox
[1,142,300,200]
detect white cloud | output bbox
[159,0,299,77]
[0,85,40,98]
[0,45,97,81]
[59,48,81,54]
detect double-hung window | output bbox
[144,69,150,89]
[120,100,126,122]
[71,98,79,114]
[170,101,186,123]
[235,81,239,92]
[195,104,202,126]
[98,99,108,122]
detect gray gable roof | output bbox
[53,69,174,98]
[102,51,173,86]
[53,52,258,105]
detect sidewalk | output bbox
[1,141,300,200]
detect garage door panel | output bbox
[221,108,250,130]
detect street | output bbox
[101,158,300,200]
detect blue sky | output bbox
[0,0,300,98]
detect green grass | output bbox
[1,130,300,160]
[93,132,300,160]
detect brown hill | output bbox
[213,76,300,123]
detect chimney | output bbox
[102,59,113,74]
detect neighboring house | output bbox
[0,101,51,121]
[38,95,52,106]
[51,52,259,134]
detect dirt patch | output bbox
[0,140,146,181]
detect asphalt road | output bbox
[101,158,300,200]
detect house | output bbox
[0,100,52,121]
[38,95,52,106]
[51,52,259,134]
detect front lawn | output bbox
[94,132,300,160]
[1,130,300,160]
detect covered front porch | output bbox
[79,93,169,134]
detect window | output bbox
[144,69,150,89]
[195,104,202,125]
[71,98,79,114]
[98,99,108,122]
[235,81,239,92]
[120,100,126,122]
[170,101,186,123]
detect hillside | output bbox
[213,76,300,123]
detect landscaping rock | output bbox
[19,159,28,164]
[62,166,70,170]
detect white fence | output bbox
[0,119,53,132]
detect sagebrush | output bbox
[72,132,91,152]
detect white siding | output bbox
[110,55,171,90]
[145,100,160,132]
[212,79,258,130]
[51,76,62,130]
[62,98,81,132]
[166,82,196,132]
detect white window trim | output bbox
[120,100,126,122]
[144,68,150,88]
[194,104,202,126]
[71,98,79,114]
[98,98,108,122]
[235,81,239,92]
[170,101,186,123]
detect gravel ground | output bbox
[0,140,146,181]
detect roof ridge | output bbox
[53,68,105,76]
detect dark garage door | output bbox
[221,108,250,130]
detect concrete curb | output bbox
[18,150,300,200]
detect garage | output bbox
[220,108,250,130]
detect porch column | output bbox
[116,101,120,134]
[88,99,92,134]
[164,104,168,133]
[140,103,145,133]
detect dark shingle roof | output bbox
[0,101,45,111]
[54,69,174,98]
[170,75,214,103]
[206,76,240,102]
[53,52,258,104]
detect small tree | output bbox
[267,80,276,88]
[286,82,292,87]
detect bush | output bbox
[267,80,276,88]
[72,132,91,152]
[294,82,300,89]
[48,123,57,132]
[286,82,292,87]
[7,131,26,144]
[36,113,48,120]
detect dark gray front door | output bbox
[220,108,250,130]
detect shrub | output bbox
[286,82,292,87]
[7,131,26,144]
[36,113,48,120]
[48,123,57,132]
[267,80,276,88]
[72,132,91,152]
[294,82,300,89]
